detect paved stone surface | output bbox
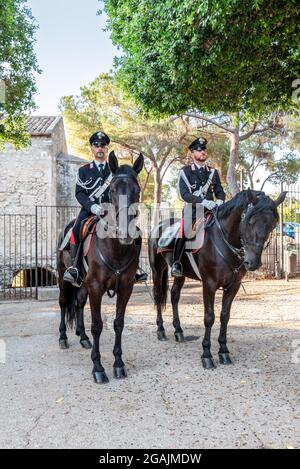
[0,279,299,449]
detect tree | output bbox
[239,133,279,189]
[103,0,300,194]
[239,133,300,189]
[260,152,300,189]
[0,0,40,149]
[60,74,199,205]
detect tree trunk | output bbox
[154,169,162,205]
[141,170,151,203]
[227,129,240,196]
[247,170,254,190]
[151,169,162,226]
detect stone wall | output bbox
[56,153,87,207]
[0,116,85,292]
[0,117,82,215]
[0,137,54,214]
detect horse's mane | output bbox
[218,190,279,222]
[244,195,279,223]
[217,191,250,219]
[113,164,139,179]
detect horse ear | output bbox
[133,153,144,175]
[247,188,259,205]
[274,191,288,207]
[108,151,118,174]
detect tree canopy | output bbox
[60,74,202,204]
[0,0,40,148]
[103,0,299,119]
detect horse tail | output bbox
[155,265,169,311]
[57,223,78,330]
[65,286,77,329]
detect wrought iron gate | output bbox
[0,184,299,300]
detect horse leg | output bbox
[58,282,71,349]
[218,281,241,365]
[59,305,69,349]
[171,276,185,342]
[75,286,92,349]
[201,282,216,369]
[113,285,134,379]
[89,285,108,384]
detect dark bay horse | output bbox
[57,152,144,383]
[149,189,287,369]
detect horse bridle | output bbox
[240,203,273,252]
[96,172,141,298]
[211,204,272,277]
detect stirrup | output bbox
[135,270,148,283]
[63,267,81,287]
[171,262,183,278]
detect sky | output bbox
[27,0,119,115]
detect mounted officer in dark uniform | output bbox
[63,131,147,286]
[171,137,226,277]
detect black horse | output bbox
[149,189,287,369]
[57,152,144,383]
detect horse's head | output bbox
[108,151,144,245]
[240,188,287,271]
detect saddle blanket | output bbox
[59,217,98,273]
[157,215,210,254]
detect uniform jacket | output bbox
[178,163,225,205]
[75,161,111,212]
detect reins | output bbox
[211,205,272,291]
[97,246,138,298]
[96,171,141,298]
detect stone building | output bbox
[0,116,86,214]
[0,116,86,297]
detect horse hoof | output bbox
[80,339,92,349]
[219,353,233,365]
[93,371,109,384]
[157,331,167,341]
[59,339,69,349]
[201,357,216,370]
[174,332,185,343]
[113,367,127,379]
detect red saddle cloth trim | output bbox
[70,219,77,245]
[157,213,212,255]
[84,224,97,257]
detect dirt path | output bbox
[0,279,299,449]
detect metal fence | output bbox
[254,183,300,278]
[0,184,299,300]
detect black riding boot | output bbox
[63,243,81,287]
[135,268,148,283]
[171,236,186,277]
[134,233,148,283]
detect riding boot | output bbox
[171,236,186,277]
[135,267,148,283]
[63,243,81,287]
[134,232,148,283]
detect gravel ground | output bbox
[0,279,299,449]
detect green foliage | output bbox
[267,152,300,186]
[60,74,199,202]
[282,207,300,224]
[0,0,40,148]
[103,0,299,118]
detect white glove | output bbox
[91,204,104,216]
[215,199,224,206]
[201,200,216,210]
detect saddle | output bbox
[157,214,213,254]
[59,216,98,258]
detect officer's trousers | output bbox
[71,208,90,245]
